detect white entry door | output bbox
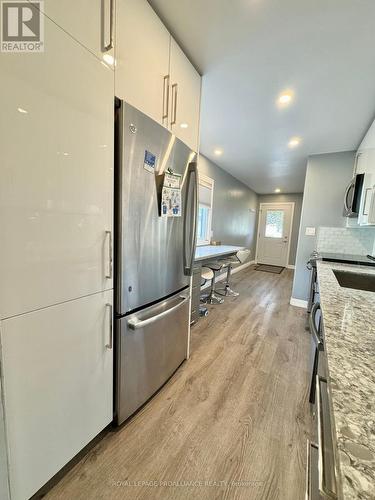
[257,203,294,267]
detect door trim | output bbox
[255,202,295,267]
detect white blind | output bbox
[199,184,212,207]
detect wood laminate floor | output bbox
[44,266,312,500]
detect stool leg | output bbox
[216,264,239,297]
[201,271,224,304]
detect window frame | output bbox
[197,173,214,246]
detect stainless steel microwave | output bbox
[343,173,364,217]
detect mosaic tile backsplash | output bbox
[317,226,375,255]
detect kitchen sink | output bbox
[333,270,375,292]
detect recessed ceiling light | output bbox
[288,137,301,148]
[17,107,28,114]
[274,188,281,193]
[180,123,188,129]
[102,54,115,66]
[278,93,292,105]
[214,149,223,156]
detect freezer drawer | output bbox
[116,290,189,424]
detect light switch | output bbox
[305,227,316,236]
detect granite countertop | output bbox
[317,261,375,500]
[194,245,244,262]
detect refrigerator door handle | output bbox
[183,162,198,275]
[127,295,190,331]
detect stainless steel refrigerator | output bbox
[114,100,198,425]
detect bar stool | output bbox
[199,267,214,315]
[215,249,251,297]
[200,263,225,305]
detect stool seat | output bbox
[205,260,229,272]
[201,267,214,281]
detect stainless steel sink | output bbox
[333,270,375,292]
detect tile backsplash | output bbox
[317,226,375,255]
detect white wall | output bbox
[0,374,10,500]
[198,155,258,260]
[292,151,355,301]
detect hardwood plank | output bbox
[42,267,312,500]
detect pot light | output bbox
[214,149,223,156]
[180,123,188,129]
[288,137,301,148]
[17,107,28,114]
[279,93,292,105]
[274,188,281,193]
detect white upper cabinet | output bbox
[1,290,113,500]
[115,0,201,151]
[116,0,170,125]
[169,38,201,152]
[27,0,115,64]
[0,14,114,319]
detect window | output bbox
[197,174,214,245]
[265,209,284,238]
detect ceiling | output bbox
[149,0,375,194]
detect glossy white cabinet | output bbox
[27,0,115,64]
[0,14,114,319]
[116,0,170,125]
[0,290,113,500]
[169,38,201,152]
[115,0,201,151]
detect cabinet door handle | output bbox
[105,230,113,279]
[171,83,178,125]
[162,75,170,122]
[316,377,338,499]
[102,0,114,52]
[105,303,113,349]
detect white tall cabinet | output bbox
[116,0,201,152]
[0,9,114,500]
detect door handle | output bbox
[162,75,170,122]
[102,0,114,52]
[309,302,323,350]
[343,180,354,214]
[316,377,338,498]
[105,303,113,349]
[183,162,198,275]
[105,230,113,279]
[127,295,190,331]
[171,83,178,125]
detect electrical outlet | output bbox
[305,227,316,236]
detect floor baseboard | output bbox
[287,265,296,270]
[290,297,308,309]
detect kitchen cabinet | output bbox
[115,0,201,151]
[27,0,115,65]
[169,38,201,152]
[115,0,171,125]
[0,13,114,319]
[0,290,113,500]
